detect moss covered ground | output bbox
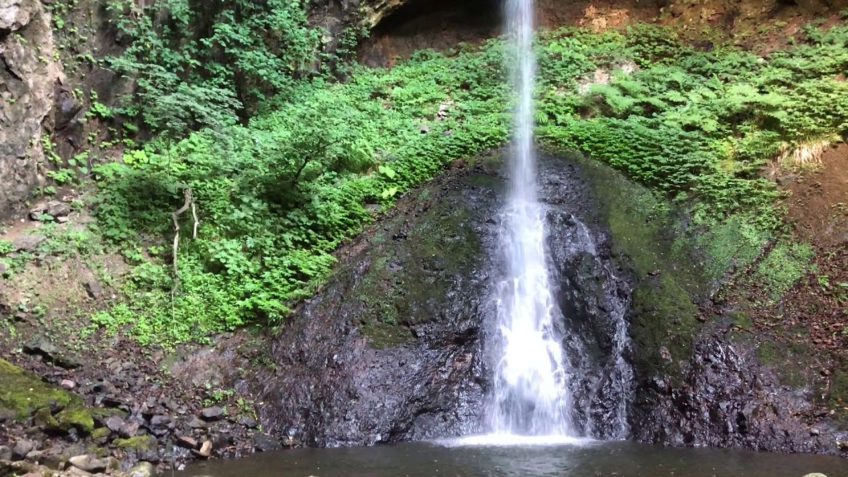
[0,358,103,434]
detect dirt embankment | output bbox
[359,0,848,66]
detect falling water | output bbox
[488,0,573,437]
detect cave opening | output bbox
[358,0,503,67]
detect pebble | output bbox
[60,379,76,390]
[150,414,172,428]
[13,439,35,459]
[105,415,124,433]
[239,415,258,428]
[200,406,224,421]
[68,454,108,473]
[187,416,207,428]
[192,440,212,458]
[119,420,141,438]
[128,462,155,477]
[83,280,103,300]
[0,445,11,460]
[176,435,198,449]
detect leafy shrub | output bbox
[105,0,321,136]
[90,22,848,345]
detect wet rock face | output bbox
[0,0,63,220]
[259,163,498,446]
[630,330,848,454]
[258,155,637,446]
[541,168,635,439]
[257,153,844,454]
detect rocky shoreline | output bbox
[0,333,286,476]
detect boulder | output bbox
[0,0,33,32]
[23,337,80,369]
[252,433,281,453]
[67,454,108,473]
[192,440,212,458]
[256,155,633,445]
[200,406,224,421]
[128,462,155,477]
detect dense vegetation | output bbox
[49,17,848,345]
[103,0,353,136]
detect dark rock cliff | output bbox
[0,0,63,219]
[257,154,639,446]
[256,153,848,456]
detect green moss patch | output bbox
[355,178,485,348]
[0,359,101,435]
[114,435,157,451]
[0,359,80,420]
[753,241,815,302]
[568,156,708,380]
[55,407,96,433]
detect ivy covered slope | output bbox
[78,22,848,345]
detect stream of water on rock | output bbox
[459,0,575,444]
[488,0,571,439]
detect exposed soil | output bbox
[358,0,848,66]
[734,143,848,426]
[781,145,848,416]
[783,145,848,349]
[787,144,848,248]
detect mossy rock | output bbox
[55,407,96,434]
[90,426,112,442]
[571,156,708,382]
[0,358,80,420]
[33,406,60,428]
[352,171,487,348]
[89,407,128,424]
[114,435,157,451]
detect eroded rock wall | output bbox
[0,0,62,219]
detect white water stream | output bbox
[488,0,572,439]
[453,0,581,446]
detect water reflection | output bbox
[177,441,847,477]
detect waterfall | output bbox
[487,0,573,437]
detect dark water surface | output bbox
[176,441,847,477]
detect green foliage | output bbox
[754,242,815,301]
[105,0,322,136]
[538,24,848,229]
[88,102,115,120]
[0,240,12,256]
[47,168,76,185]
[92,43,507,345]
[89,22,848,346]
